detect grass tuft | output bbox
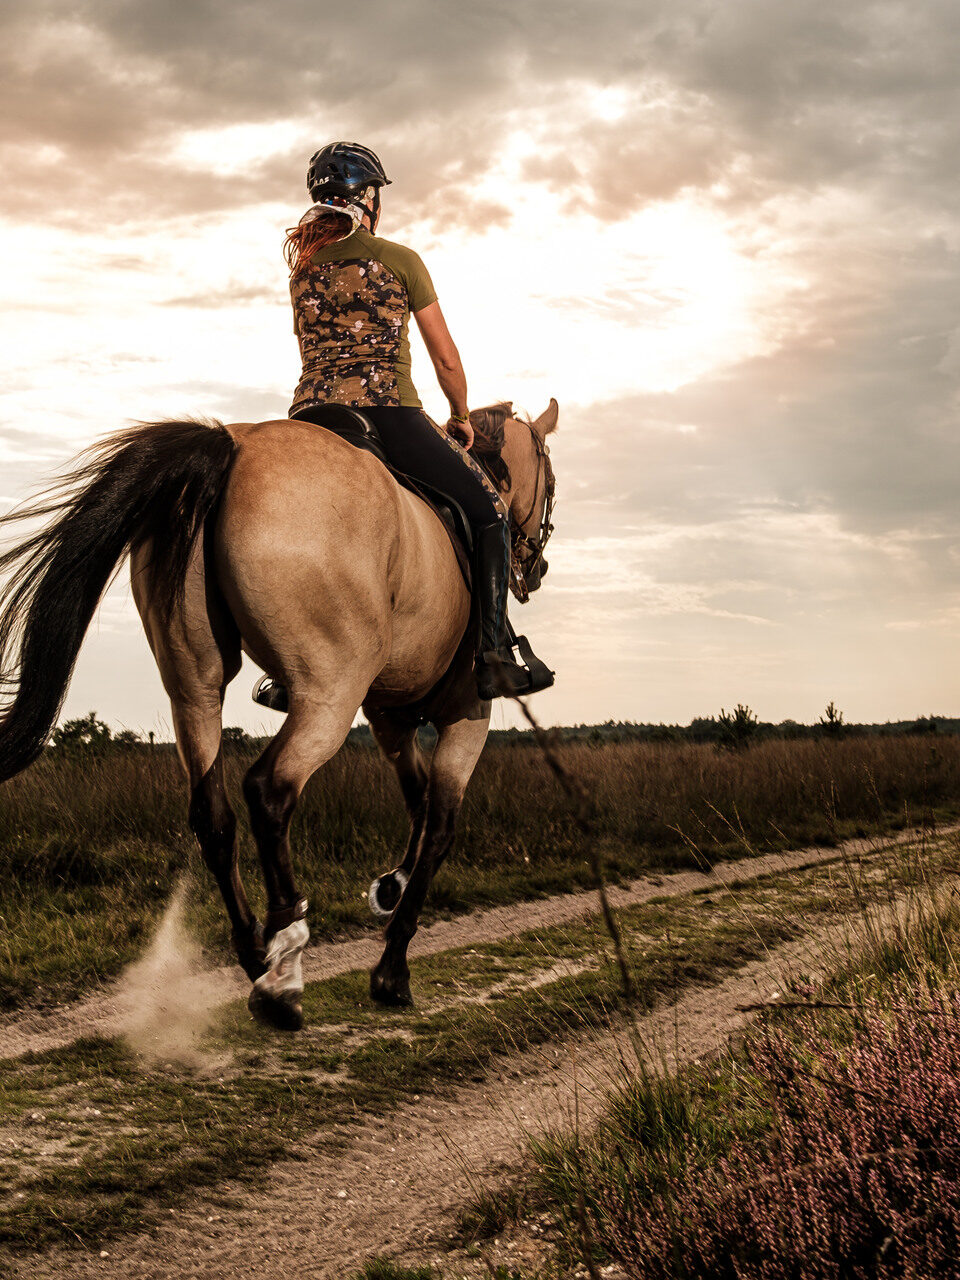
[351,1262,439,1280]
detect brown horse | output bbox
[0,401,558,1027]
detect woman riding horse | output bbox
[0,146,559,1026]
[254,141,552,711]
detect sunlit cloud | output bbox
[0,0,958,731]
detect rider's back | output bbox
[289,228,437,415]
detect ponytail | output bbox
[284,208,355,276]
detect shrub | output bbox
[610,997,960,1279]
[717,704,758,752]
[50,711,112,753]
[819,701,845,739]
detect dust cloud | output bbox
[117,876,227,1069]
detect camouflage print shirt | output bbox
[289,228,438,413]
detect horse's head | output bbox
[470,399,558,597]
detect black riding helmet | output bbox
[307,142,391,229]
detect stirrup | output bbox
[514,632,555,694]
[476,636,554,701]
[252,675,289,714]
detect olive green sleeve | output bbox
[374,238,438,313]
[403,250,438,313]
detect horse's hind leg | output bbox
[242,696,363,1031]
[133,539,259,979]
[371,709,490,1006]
[174,698,265,981]
[366,711,429,919]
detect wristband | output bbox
[449,411,470,424]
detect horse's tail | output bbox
[0,419,237,782]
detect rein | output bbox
[508,420,555,604]
[469,414,555,604]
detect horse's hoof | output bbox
[248,985,304,1032]
[370,968,413,1008]
[368,869,408,920]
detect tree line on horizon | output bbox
[40,704,952,757]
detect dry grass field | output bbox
[0,730,956,1010]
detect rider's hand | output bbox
[447,416,474,450]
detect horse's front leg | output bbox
[371,709,490,1006]
[366,712,429,919]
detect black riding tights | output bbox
[292,405,504,529]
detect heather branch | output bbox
[715,1139,960,1200]
[736,998,870,1013]
[737,997,958,1015]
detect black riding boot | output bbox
[474,522,554,700]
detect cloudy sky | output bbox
[1,0,958,735]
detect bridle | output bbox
[508,420,556,604]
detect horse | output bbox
[0,401,558,1029]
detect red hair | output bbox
[284,209,355,276]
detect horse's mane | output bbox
[469,401,514,490]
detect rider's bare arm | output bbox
[414,301,473,448]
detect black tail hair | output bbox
[0,419,237,782]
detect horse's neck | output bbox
[501,426,536,524]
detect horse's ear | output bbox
[533,398,559,436]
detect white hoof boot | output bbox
[368,869,409,920]
[253,919,310,1003]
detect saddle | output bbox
[303,404,473,587]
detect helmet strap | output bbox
[364,186,381,232]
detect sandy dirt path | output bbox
[0,827,921,1061]
[12,894,907,1280]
